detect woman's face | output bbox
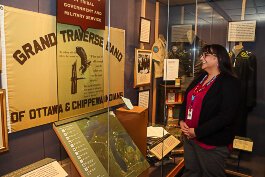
[200,52,219,71]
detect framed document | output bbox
[228,21,256,42]
[138,90,150,108]
[134,49,152,87]
[139,17,151,43]
[163,59,179,81]
[0,89,8,153]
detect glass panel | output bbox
[156,0,198,176]
[197,2,228,46]
[53,111,149,176]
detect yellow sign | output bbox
[1,6,124,132]
[2,6,58,132]
[233,136,253,152]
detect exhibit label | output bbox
[228,21,256,42]
[57,0,105,31]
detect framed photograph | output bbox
[138,90,150,108]
[0,89,8,153]
[134,49,152,87]
[167,92,176,103]
[139,17,151,43]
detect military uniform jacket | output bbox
[229,50,257,108]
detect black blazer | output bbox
[179,72,241,146]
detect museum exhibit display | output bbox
[53,111,150,177]
[0,0,264,176]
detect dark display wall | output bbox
[245,21,265,156]
[0,1,58,175]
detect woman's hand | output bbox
[180,121,196,139]
[187,128,196,139]
[180,120,189,135]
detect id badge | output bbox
[187,109,193,120]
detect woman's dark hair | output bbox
[201,44,233,75]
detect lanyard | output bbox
[189,75,217,109]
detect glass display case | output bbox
[53,110,149,177]
[0,0,264,176]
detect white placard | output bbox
[163,59,179,81]
[121,96,134,110]
[139,18,151,43]
[21,161,68,177]
[147,126,168,138]
[138,90,149,108]
[228,21,256,42]
[171,25,192,43]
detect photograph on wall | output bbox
[0,90,8,153]
[134,49,152,87]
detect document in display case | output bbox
[53,110,149,177]
[3,158,67,177]
[149,134,180,160]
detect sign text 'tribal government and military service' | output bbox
[57,0,105,31]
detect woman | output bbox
[179,44,241,177]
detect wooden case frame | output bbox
[0,89,8,153]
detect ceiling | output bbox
[157,0,265,22]
[214,0,265,21]
[158,0,205,5]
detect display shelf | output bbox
[160,84,181,89]
[156,84,184,125]
[165,102,183,105]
